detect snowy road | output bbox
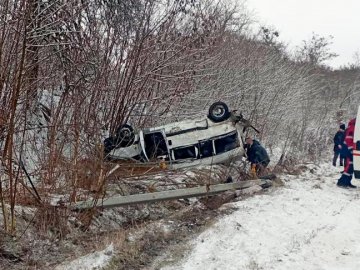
[162,163,360,270]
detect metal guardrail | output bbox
[72,179,268,210]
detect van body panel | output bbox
[353,106,360,178]
[106,110,247,169]
[109,143,142,160]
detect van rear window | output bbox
[214,132,239,154]
[173,146,197,160]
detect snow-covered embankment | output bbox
[162,163,360,270]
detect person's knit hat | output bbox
[340,123,346,130]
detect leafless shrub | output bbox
[0,0,243,232]
[1,0,360,235]
[33,205,70,238]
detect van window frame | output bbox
[198,139,214,158]
[170,130,239,161]
[171,145,198,161]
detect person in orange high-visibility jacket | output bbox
[337,118,357,188]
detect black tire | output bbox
[104,137,116,154]
[208,102,230,122]
[115,124,135,147]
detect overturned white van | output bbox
[104,102,252,169]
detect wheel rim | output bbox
[120,128,132,140]
[213,105,225,118]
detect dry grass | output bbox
[33,206,70,238]
[1,160,285,269]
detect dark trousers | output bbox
[333,150,345,166]
[337,155,353,186]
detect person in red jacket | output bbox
[337,118,357,188]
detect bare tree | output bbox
[295,33,338,66]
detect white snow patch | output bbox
[55,243,114,270]
[161,162,360,270]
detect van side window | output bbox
[214,132,239,154]
[172,146,197,160]
[199,140,213,158]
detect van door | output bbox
[353,106,360,178]
[143,130,169,160]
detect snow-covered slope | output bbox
[162,163,360,270]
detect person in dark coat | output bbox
[337,118,356,188]
[333,123,346,166]
[245,137,270,176]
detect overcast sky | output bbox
[245,0,360,68]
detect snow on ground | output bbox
[54,243,114,270]
[161,163,360,270]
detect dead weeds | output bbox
[0,163,288,270]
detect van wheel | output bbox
[115,124,135,147]
[208,102,230,122]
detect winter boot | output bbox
[348,183,357,188]
[337,174,351,187]
[337,182,348,188]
